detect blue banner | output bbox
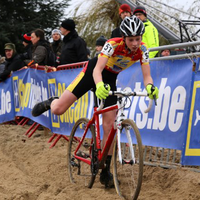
[117,59,193,150]
[46,68,94,134]
[0,77,15,122]
[1,58,200,166]
[182,69,200,165]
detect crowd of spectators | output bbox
[0,4,174,82]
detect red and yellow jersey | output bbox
[99,37,149,74]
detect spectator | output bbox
[133,5,159,58]
[160,49,171,57]
[50,29,63,66]
[95,36,107,56]
[60,18,88,65]
[111,4,132,38]
[31,28,54,65]
[0,43,24,81]
[0,55,6,74]
[20,33,32,65]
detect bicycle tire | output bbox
[113,119,143,200]
[67,117,96,188]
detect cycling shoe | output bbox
[32,96,58,117]
[100,171,114,188]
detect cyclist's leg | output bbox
[102,109,117,155]
[100,109,117,188]
[51,90,77,115]
[32,57,97,117]
[99,69,118,188]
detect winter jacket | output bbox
[111,27,121,38]
[60,30,88,65]
[32,40,50,65]
[0,53,24,81]
[20,43,32,65]
[51,39,63,57]
[143,19,159,58]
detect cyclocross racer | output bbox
[32,16,159,188]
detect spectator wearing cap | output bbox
[59,18,88,65]
[50,29,63,66]
[111,4,132,38]
[20,33,33,65]
[95,36,107,56]
[0,43,24,81]
[160,49,171,57]
[133,5,159,58]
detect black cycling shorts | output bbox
[67,57,118,107]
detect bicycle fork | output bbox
[116,103,135,165]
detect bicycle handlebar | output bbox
[97,90,154,113]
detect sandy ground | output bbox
[0,123,200,200]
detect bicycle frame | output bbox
[74,101,118,169]
[73,89,153,169]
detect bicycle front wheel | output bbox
[113,119,143,200]
[67,118,96,188]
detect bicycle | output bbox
[67,87,153,200]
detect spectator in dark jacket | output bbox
[30,28,51,65]
[0,43,24,81]
[111,4,132,38]
[60,18,88,65]
[50,29,63,66]
[20,33,33,66]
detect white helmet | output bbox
[120,16,145,37]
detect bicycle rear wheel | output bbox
[113,119,143,200]
[67,118,96,188]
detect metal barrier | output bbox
[149,40,200,61]
[57,61,88,71]
[144,41,200,170]
[143,146,182,169]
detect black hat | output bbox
[61,19,76,31]
[133,5,147,17]
[23,33,32,44]
[96,36,107,46]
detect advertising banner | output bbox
[182,70,200,165]
[0,77,15,122]
[1,58,200,166]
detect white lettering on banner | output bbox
[194,110,200,126]
[0,89,11,115]
[28,78,48,116]
[126,78,186,132]
[168,86,186,132]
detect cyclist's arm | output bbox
[93,56,109,84]
[141,63,153,87]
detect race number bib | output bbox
[142,50,149,63]
[101,42,114,57]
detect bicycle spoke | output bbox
[67,118,96,188]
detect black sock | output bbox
[46,96,59,109]
[102,155,112,173]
